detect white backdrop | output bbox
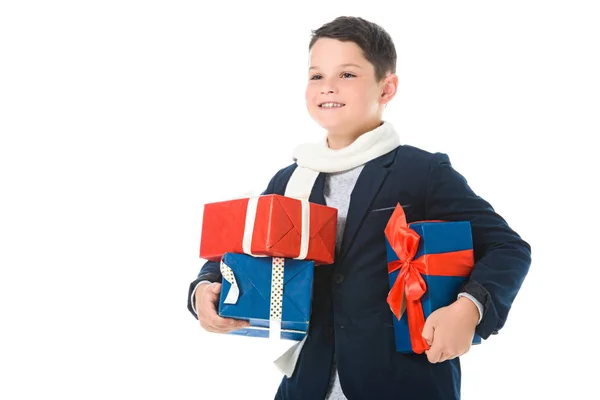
[1,1,598,399]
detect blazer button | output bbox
[332,273,344,284]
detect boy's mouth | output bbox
[318,102,346,109]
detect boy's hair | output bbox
[309,16,397,82]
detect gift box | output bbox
[218,252,314,341]
[384,204,482,353]
[200,194,337,265]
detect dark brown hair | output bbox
[309,16,397,82]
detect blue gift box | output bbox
[218,252,314,341]
[386,220,482,353]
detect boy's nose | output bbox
[319,78,338,94]
[320,87,337,95]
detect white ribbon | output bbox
[269,165,321,377]
[285,166,319,261]
[219,168,320,378]
[220,261,240,304]
[273,336,308,377]
[241,195,312,260]
[242,197,261,257]
[294,198,310,260]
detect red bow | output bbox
[384,204,430,354]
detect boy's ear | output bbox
[380,73,399,105]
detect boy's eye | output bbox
[310,73,355,80]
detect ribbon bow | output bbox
[384,204,430,354]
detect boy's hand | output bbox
[421,297,479,363]
[196,282,250,333]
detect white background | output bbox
[1,1,598,399]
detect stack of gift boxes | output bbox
[199,194,480,352]
[199,194,338,341]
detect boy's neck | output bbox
[326,120,384,150]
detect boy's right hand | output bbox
[196,282,251,333]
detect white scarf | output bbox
[274,121,400,378]
[292,121,400,173]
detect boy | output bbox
[188,16,531,400]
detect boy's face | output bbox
[306,38,396,137]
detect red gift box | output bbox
[200,194,337,265]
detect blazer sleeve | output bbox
[186,168,284,319]
[425,152,532,339]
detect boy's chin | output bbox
[314,118,351,133]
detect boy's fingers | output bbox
[197,298,219,321]
[204,293,219,310]
[199,316,231,333]
[422,318,435,345]
[208,312,230,328]
[202,317,250,333]
[425,343,443,363]
[197,282,249,333]
[426,350,442,364]
[232,319,251,329]
[210,282,222,294]
[200,321,223,333]
[209,314,249,330]
[202,323,233,334]
[195,284,216,310]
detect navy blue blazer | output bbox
[188,145,531,400]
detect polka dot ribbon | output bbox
[269,257,285,340]
[220,260,240,304]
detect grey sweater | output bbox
[323,165,364,400]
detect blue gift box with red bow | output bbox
[385,204,482,353]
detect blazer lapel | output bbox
[337,149,397,264]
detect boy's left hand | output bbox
[421,297,479,363]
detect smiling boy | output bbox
[188,16,531,400]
